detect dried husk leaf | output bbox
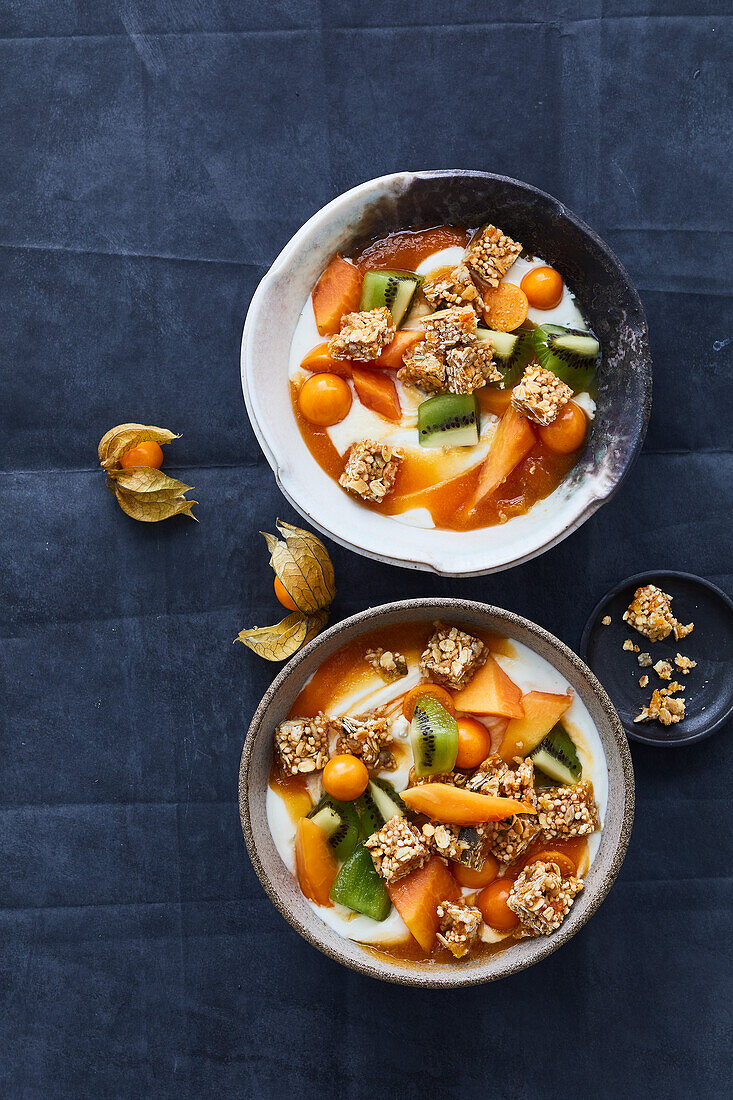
[98,423,180,469]
[276,520,336,606]
[115,486,197,523]
[109,466,193,501]
[236,611,327,661]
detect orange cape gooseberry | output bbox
[120,440,165,469]
[322,754,369,801]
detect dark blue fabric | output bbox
[2,3,731,1097]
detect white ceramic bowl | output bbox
[241,171,651,575]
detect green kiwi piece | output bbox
[417,393,479,449]
[358,779,405,839]
[310,805,342,838]
[410,696,459,778]
[360,269,422,327]
[476,327,534,388]
[533,324,599,391]
[307,796,360,859]
[330,844,392,920]
[529,723,582,785]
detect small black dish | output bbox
[580,571,733,746]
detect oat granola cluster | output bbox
[634,684,686,727]
[507,860,584,936]
[510,363,573,426]
[365,647,408,681]
[422,262,483,316]
[398,332,498,395]
[419,623,487,690]
[488,816,541,864]
[465,225,523,288]
[536,781,600,837]
[623,584,694,643]
[421,821,466,862]
[467,754,537,808]
[365,816,429,884]
[436,900,483,959]
[422,306,478,348]
[335,715,394,770]
[339,439,402,503]
[274,714,334,775]
[328,306,395,361]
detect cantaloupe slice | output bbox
[400,784,535,825]
[352,366,401,421]
[300,342,352,378]
[312,256,363,335]
[498,691,573,762]
[387,857,460,952]
[469,405,536,509]
[451,655,524,718]
[371,329,422,369]
[295,817,339,907]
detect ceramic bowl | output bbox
[239,598,634,987]
[241,171,652,576]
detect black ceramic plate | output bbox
[580,571,733,746]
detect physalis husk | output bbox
[99,423,197,522]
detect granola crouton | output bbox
[488,816,541,865]
[634,687,686,727]
[674,654,696,674]
[339,439,402,503]
[638,652,653,667]
[445,342,501,393]
[510,363,573,426]
[274,714,334,775]
[507,860,584,935]
[365,647,408,682]
[653,659,673,681]
[335,715,394,770]
[421,306,478,349]
[622,584,694,643]
[397,340,446,393]
[436,900,483,959]
[421,822,466,862]
[419,623,487,690]
[536,781,600,838]
[465,225,522,288]
[601,615,612,626]
[467,754,537,809]
[328,306,395,361]
[364,816,429,883]
[422,263,483,315]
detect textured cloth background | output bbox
[2,2,731,1097]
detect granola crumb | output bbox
[638,652,653,668]
[328,306,395,361]
[601,615,612,626]
[419,622,487,690]
[465,225,522,288]
[510,363,573,426]
[674,654,697,674]
[639,674,649,688]
[339,439,402,503]
[634,686,686,726]
[365,647,408,682]
[436,899,483,959]
[623,584,694,643]
[623,639,635,652]
[653,659,673,681]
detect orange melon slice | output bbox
[451,655,524,719]
[498,691,573,762]
[312,256,363,335]
[387,857,460,952]
[295,817,339,907]
[400,784,535,825]
[469,405,536,509]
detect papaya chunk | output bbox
[295,817,339,907]
[300,343,352,378]
[352,366,401,421]
[469,405,536,510]
[387,857,460,952]
[312,256,363,336]
[451,655,524,719]
[371,329,423,369]
[400,784,535,825]
[498,691,573,762]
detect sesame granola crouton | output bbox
[465,225,522,288]
[274,714,334,775]
[537,781,600,837]
[397,340,446,393]
[422,263,483,315]
[339,439,402,503]
[507,860,584,936]
[419,623,487,690]
[510,363,573,426]
[365,816,429,883]
[421,306,477,349]
[365,647,408,682]
[335,715,394,770]
[328,306,395,361]
[445,342,501,393]
[623,584,693,643]
[436,899,483,958]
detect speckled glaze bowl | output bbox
[239,598,634,987]
[241,171,651,576]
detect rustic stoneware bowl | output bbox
[239,598,634,987]
[241,170,652,576]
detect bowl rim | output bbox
[238,597,635,987]
[240,169,652,577]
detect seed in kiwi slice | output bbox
[410,696,459,777]
[529,723,582,785]
[307,796,360,859]
[533,324,599,391]
[476,327,534,388]
[417,393,479,448]
[360,269,422,327]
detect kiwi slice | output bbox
[330,844,392,920]
[307,796,360,859]
[476,327,533,388]
[360,269,422,327]
[417,394,479,449]
[533,324,599,391]
[529,723,582,785]
[358,779,405,838]
[410,696,459,778]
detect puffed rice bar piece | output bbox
[339,439,402,503]
[622,584,694,643]
[510,363,573,426]
[328,306,395,361]
[365,647,408,682]
[436,900,483,959]
[365,816,429,884]
[421,822,466,862]
[397,340,446,393]
[419,623,487,690]
[274,714,334,775]
[507,860,584,935]
[537,781,600,837]
[488,816,541,865]
[445,343,501,393]
[335,715,394,770]
[465,225,522,288]
[421,307,477,349]
[422,263,483,315]
[467,754,537,809]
